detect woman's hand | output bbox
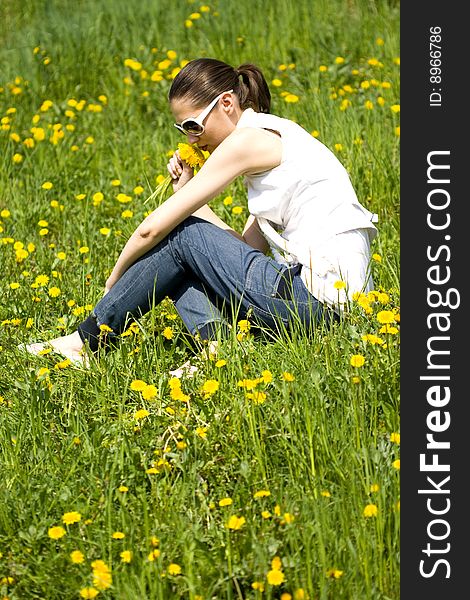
[104,278,114,296]
[167,149,194,192]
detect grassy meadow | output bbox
[0,1,400,598]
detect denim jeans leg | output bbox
[172,276,230,338]
[77,216,326,351]
[85,234,187,342]
[168,217,324,332]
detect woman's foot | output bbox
[168,340,219,378]
[169,359,198,379]
[20,331,89,367]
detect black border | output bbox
[401,2,466,597]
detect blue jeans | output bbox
[78,217,333,350]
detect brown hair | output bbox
[169,57,271,113]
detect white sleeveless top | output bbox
[236,108,378,312]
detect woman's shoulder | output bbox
[224,126,282,174]
[237,108,288,130]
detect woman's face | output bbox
[170,92,241,154]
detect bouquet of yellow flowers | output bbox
[144,143,207,207]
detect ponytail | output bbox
[235,63,271,113]
[169,58,271,114]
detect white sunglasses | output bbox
[173,90,233,136]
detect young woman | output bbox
[24,57,378,367]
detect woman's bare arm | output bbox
[105,127,281,290]
[242,214,269,253]
[191,204,245,243]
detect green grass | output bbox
[0,1,400,598]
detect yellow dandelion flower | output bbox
[267,569,285,585]
[335,56,345,64]
[326,568,344,579]
[282,512,295,524]
[321,490,331,497]
[219,497,233,507]
[282,371,295,381]
[254,489,271,498]
[392,459,400,470]
[79,588,99,599]
[237,319,251,332]
[168,563,182,575]
[201,379,219,396]
[283,93,298,103]
[390,432,400,444]
[48,286,61,298]
[48,526,66,539]
[54,358,72,370]
[118,485,129,492]
[120,550,132,563]
[124,58,142,71]
[177,143,206,169]
[252,581,265,591]
[377,310,395,324]
[134,409,150,420]
[350,354,365,368]
[148,548,161,561]
[390,104,400,113]
[70,550,85,563]
[363,503,378,517]
[62,511,81,525]
[93,569,112,590]
[226,515,246,530]
[112,531,125,539]
[196,426,208,438]
[370,483,380,493]
[162,326,174,339]
[247,390,267,404]
[41,181,53,190]
[141,384,158,400]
